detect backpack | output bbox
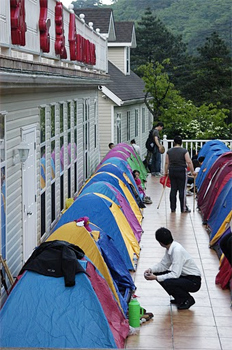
[145,129,155,152]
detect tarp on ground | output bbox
[81,181,142,241]
[79,172,143,224]
[53,193,139,270]
[197,152,232,208]
[0,267,117,349]
[47,222,126,314]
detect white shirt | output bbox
[151,241,201,282]
[132,144,141,156]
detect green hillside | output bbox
[109,0,231,54]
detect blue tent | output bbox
[99,158,139,191]
[53,193,134,270]
[208,180,232,245]
[96,163,140,197]
[89,222,135,295]
[0,267,117,348]
[198,140,228,158]
[80,181,142,241]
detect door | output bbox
[22,126,37,262]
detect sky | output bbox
[60,0,113,9]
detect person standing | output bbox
[144,227,201,310]
[164,135,196,213]
[130,139,141,156]
[150,122,164,176]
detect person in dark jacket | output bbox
[164,135,196,213]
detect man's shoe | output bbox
[177,296,195,310]
[151,172,156,176]
[181,207,191,213]
[170,299,178,304]
[155,172,162,177]
[171,210,176,213]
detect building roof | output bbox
[106,61,145,103]
[108,22,135,43]
[74,8,113,33]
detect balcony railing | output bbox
[161,135,232,171]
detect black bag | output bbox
[145,129,155,152]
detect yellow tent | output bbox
[47,222,123,312]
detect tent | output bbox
[53,193,140,270]
[114,143,147,180]
[0,265,119,348]
[96,163,141,197]
[88,221,136,293]
[207,181,232,247]
[47,222,126,314]
[196,141,229,189]
[80,181,143,241]
[79,172,143,223]
[197,152,232,208]
[198,161,232,221]
[95,163,145,210]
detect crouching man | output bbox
[144,227,201,310]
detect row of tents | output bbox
[196,140,232,291]
[0,143,148,349]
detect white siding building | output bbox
[0,0,109,301]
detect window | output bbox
[0,113,6,259]
[40,107,46,237]
[94,100,97,149]
[126,112,130,141]
[116,113,121,144]
[135,109,139,137]
[127,111,131,141]
[126,47,130,75]
[142,108,145,133]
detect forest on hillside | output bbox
[72,0,231,139]
[72,0,231,55]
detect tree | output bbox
[130,8,187,73]
[72,0,103,8]
[139,61,230,139]
[183,32,231,114]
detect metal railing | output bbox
[161,135,232,172]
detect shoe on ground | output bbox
[151,172,156,176]
[171,210,176,213]
[182,207,191,213]
[186,191,193,196]
[177,296,195,310]
[170,299,178,304]
[143,198,153,204]
[155,172,162,177]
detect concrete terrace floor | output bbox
[125,173,232,350]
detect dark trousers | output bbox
[169,167,187,212]
[157,271,201,303]
[151,147,161,173]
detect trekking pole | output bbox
[193,176,196,212]
[157,176,168,209]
